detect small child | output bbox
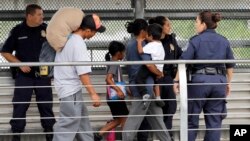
[94,41,129,141]
[135,23,165,109]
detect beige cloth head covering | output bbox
[46,7,85,52]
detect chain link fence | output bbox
[1,0,250,71]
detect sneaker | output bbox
[142,94,150,110]
[12,135,20,141]
[94,133,103,141]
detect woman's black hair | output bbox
[148,16,167,26]
[199,11,221,29]
[125,19,148,36]
[105,41,125,61]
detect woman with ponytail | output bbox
[173,11,235,141]
[122,19,171,141]
[94,41,128,141]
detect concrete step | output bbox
[0,72,249,141]
[232,73,250,81]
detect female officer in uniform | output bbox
[173,11,235,141]
[149,16,182,140]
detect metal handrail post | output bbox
[134,0,145,19]
[178,63,188,141]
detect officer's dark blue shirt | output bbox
[161,34,182,71]
[1,21,47,62]
[180,29,235,69]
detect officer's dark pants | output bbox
[188,74,227,141]
[10,74,55,132]
[159,76,177,134]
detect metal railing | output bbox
[0,59,249,141]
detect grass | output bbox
[172,20,250,40]
[171,20,250,59]
[233,47,250,59]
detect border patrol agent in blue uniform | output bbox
[173,11,235,141]
[0,4,55,141]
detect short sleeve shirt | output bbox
[143,41,165,72]
[106,64,123,82]
[180,29,235,69]
[1,21,47,62]
[54,34,92,98]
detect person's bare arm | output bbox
[1,52,31,73]
[1,52,19,62]
[79,73,101,107]
[226,68,233,96]
[136,38,144,54]
[173,71,180,95]
[106,73,125,99]
[145,64,163,77]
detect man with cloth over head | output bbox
[53,14,105,141]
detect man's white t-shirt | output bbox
[143,41,165,72]
[54,34,92,99]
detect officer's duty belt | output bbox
[193,67,225,75]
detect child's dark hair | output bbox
[125,19,148,36]
[147,23,162,40]
[105,41,125,61]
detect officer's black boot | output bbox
[44,128,53,141]
[12,135,21,141]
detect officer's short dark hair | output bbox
[147,23,162,40]
[25,4,42,16]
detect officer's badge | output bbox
[170,44,175,51]
[41,30,46,37]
